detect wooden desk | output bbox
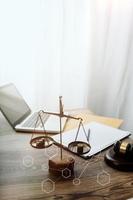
[0,110,133,200]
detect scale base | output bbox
[49,156,75,177]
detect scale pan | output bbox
[30,136,54,149]
[68,141,91,155]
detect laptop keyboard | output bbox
[22,112,49,128]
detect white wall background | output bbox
[87,0,133,131]
[0,0,133,131]
[0,0,91,111]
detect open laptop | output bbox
[0,83,67,133]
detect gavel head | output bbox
[114,141,133,160]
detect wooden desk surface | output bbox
[0,110,133,200]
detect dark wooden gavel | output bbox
[114,141,133,160]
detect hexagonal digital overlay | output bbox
[41,163,48,171]
[23,155,34,168]
[73,178,81,186]
[41,178,55,193]
[62,168,71,179]
[97,170,110,186]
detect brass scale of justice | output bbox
[30,97,91,175]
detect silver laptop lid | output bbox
[0,83,31,127]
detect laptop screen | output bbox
[0,83,31,127]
